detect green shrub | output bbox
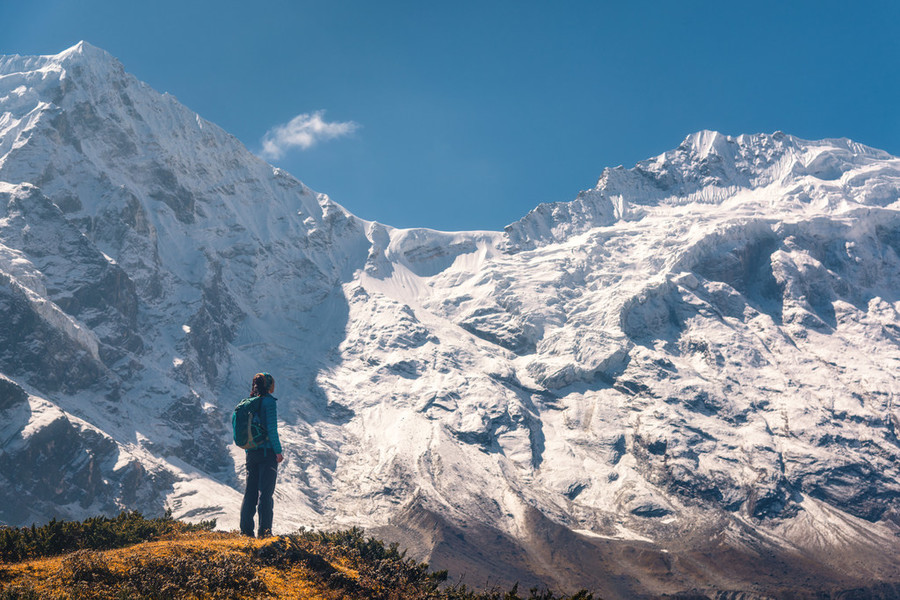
[0,510,215,563]
[116,548,265,599]
[52,546,265,600]
[0,516,596,600]
[284,527,448,598]
[441,582,595,600]
[58,549,118,585]
[0,584,42,600]
[265,527,593,600]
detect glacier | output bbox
[0,42,899,598]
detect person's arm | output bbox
[263,395,283,458]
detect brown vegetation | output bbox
[0,514,594,600]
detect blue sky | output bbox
[3,1,899,231]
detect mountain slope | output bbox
[0,43,898,597]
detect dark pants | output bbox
[240,449,278,536]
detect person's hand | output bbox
[276,453,284,463]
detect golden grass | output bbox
[0,531,345,599]
[0,520,596,600]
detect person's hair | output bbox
[251,372,274,397]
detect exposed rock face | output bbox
[0,377,28,411]
[0,44,899,597]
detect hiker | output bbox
[239,372,283,537]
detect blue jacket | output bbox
[252,393,282,454]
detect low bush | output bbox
[0,516,595,600]
[0,510,214,562]
[0,585,41,599]
[258,528,592,600]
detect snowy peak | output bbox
[684,129,734,158]
[670,130,893,183]
[0,40,335,235]
[505,130,900,250]
[55,40,113,62]
[2,40,115,67]
[0,41,121,82]
[680,129,892,163]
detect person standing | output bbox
[240,372,283,537]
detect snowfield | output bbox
[0,42,898,597]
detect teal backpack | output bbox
[232,396,268,449]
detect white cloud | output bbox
[260,110,359,159]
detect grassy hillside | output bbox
[0,512,594,600]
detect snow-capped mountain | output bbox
[1,43,899,597]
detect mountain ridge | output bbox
[504,129,899,250]
[0,42,899,597]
